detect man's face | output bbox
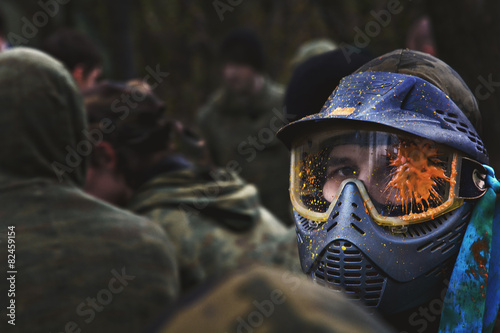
[322,144,390,205]
[222,63,257,94]
[75,66,102,91]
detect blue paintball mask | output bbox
[278,71,492,315]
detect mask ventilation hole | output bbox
[295,211,339,232]
[351,223,366,235]
[455,210,471,230]
[327,222,338,232]
[412,211,468,254]
[400,219,442,238]
[436,109,486,155]
[312,240,386,310]
[398,213,447,238]
[296,213,326,231]
[351,213,362,221]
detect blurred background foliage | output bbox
[2,0,500,169]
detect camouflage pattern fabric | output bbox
[0,48,179,333]
[197,78,293,226]
[151,265,396,333]
[128,167,302,293]
[354,49,482,132]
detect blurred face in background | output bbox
[84,142,132,207]
[0,36,8,53]
[222,62,259,94]
[73,65,102,92]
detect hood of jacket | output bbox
[129,167,261,231]
[0,48,87,187]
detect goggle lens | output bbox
[290,129,479,226]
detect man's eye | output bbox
[328,166,359,178]
[338,166,358,177]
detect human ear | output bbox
[72,64,86,89]
[92,141,118,172]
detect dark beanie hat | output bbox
[219,27,265,72]
[284,48,372,122]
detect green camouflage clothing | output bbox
[0,48,179,333]
[197,78,293,226]
[152,265,396,333]
[128,167,302,293]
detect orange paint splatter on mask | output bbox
[385,140,450,214]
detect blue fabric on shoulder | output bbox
[439,165,500,332]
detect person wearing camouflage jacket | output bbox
[151,265,396,333]
[128,166,302,292]
[196,28,293,226]
[0,48,179,333]
[197,78,293,227]
[83,81,301,294]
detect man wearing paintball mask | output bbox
[277,49,500,333]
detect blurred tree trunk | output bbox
[109,0,136,80]
[314,0,423,56]
[426,0,500,170]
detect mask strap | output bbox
[439,165,500,332]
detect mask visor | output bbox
[290,129,468,226]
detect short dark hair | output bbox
[42,28,102,76]
[84,80,174,188]
[84,80,171,155]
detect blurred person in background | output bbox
[285,47,372,122]
[83,80,299,293]
[406,15,437,57]
[288,38,338,72]
[0,48,179,333]
[41,28,103,91]
[150,265,396,333]
[197,27,292,226]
